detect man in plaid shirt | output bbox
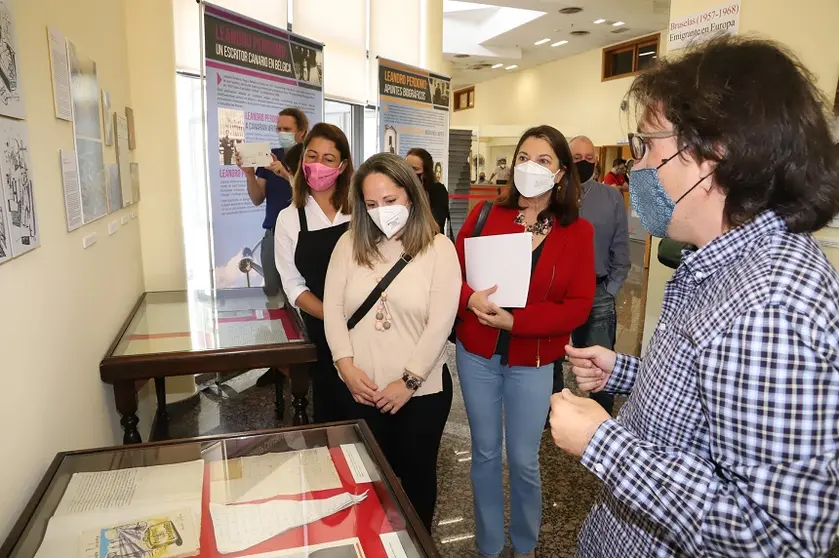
[550,36,839,557]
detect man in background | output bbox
[476,171,488,184]
[551,136,629,416]
[237,107,308,385]
[489,157,509,185]
[603,157,628,190]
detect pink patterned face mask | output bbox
[303,162,343,191]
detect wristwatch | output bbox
[402,372,423,391]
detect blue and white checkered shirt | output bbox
[578,211,839,557]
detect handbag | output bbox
[347,253,413,330]
[449,201,493,343]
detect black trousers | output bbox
[344,366,453,531]
[303,314,352,424]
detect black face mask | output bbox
[576,160,595,183]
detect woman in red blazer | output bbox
[454,125,595,558]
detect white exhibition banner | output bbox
[667,2,740,52]
[203,2,324,289]
[378,58,451,187]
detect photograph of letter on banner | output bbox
[378,58,451,187]
[203,2,324,289]
[667,2,740,52]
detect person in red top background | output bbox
[453,125,595,558]
[603,157,628,189]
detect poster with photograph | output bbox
[378,58,451,186]
[101,89,113,146]
[114,113,132,206]
[0,118,38,259]
[203,2,324,288]
[0,0,24,120]
[68,40,107,224]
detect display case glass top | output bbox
[110,289,306,357]
[3,422,438,558]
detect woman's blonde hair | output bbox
[349,153,438,268]
[291,123,353,213]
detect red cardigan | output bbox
[455,204,595,367]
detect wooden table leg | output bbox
[114,381,142,444]
[290,364,309,426]
[154,377,168,421]
[274,372,285,421]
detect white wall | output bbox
[0,0,148,540]
[451,39,656,145]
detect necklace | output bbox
[514,212,552,236]
[373,276,392,331]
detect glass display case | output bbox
[2,422,438,558]
[100,289,318,443]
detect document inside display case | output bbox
[30,444,412,558]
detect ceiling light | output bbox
[612,21,625,26]
[505,65,518,70]
[593,18,606,24]
[491,63,504,69]
[638,51,656,57]
[551,40,568,47]
[534,38,551,45]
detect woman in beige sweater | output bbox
[324,153,461,530]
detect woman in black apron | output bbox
[274,123,353,423]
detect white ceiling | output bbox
[444,0,670,87]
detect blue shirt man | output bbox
[238,108,308,296]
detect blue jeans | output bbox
[456,342,554,556]
[553,283,616,414]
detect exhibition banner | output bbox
[667,1,740,52]
[378,58,451,186]
[203,2,324,288]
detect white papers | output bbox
[47,28,72,121]
[78,508,199,558]
[34,460,204,558]
[210,491,369,554]
[465,232,532,307]
[210,448,342,504]
[60,150,83,232]
[235,538,365,557]
[0,0,25,119]
[341,444,372,484]
[380,532,410,558]
[0,118,39,257]
[236,142,272,167]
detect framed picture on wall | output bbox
[125,106,136,149]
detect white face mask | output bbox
[514,160,560,198]
[368,205,410,239]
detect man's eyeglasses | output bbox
[628,131,676,161]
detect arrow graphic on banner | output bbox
[217,73,222,86]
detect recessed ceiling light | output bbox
[534,38,551,45]
[505,65,518,70]
[593,18,606,24]
[613,21,625,26]
[551,40,568,47]
[491,63,504,69]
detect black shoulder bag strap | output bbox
[347,253,413,330]
[473,200,493,237]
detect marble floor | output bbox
[162,239,838,557]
